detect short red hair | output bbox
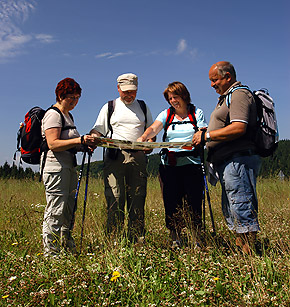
[55,78,82,102]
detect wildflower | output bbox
[37,252,43,256]
[56,279,64,286]
[213,277,219,281]
[11,242,18,246]
[110,271,120,282]
[8,276,17,282]
[2,295,9,299]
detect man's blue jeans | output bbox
[216,154,261,234]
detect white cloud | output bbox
[0,0,55,60]
[95,51,133,59]
[0,34,32,57]
[95,52,112,58]
[35,34,55,44]
[189,48,198,60]
[107,51,133,59]
[177,39,187,54]
[94,40,197,61]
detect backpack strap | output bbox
[48,106,76,130]
[107,100,114,137]
[162,107,175,142]
[137,99,147,130]
[225,85,251,107]
[187,104,198,132]
[39,106,77,182]
[107,99,148,137]
[162,104,198,142]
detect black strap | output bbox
[40,106,77,178]
[137,99,147,130]
[48,106,76,130]
[107,100,114,137]
[39,151,47,182]
[107,99,148,137]
[201,130,206,146]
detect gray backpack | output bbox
[226,86,278,157]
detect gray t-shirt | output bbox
[206,81,257,163]
[41,108,80,171]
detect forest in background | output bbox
[1,140,289,180]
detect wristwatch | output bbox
[206,132,211,142]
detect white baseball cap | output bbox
[117,73,138,91]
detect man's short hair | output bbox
[216,62,236,80]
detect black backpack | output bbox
[14,106,75,165]
[226,86,279,157]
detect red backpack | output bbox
[14,106,74,165]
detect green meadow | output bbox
[0,177,289,306]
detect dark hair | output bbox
[163,81,191,105]
[216,62,236,80]
[55,78,82,102]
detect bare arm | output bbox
[45,127,95,152]
[192,122,247,146]
[137,120,163,142]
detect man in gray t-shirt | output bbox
[192,61,261,255]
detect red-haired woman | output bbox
[41,78,95,257]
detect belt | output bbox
[232,149,257,158]
[217,149,257,166]
[122,149,140,153]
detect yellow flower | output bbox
[213,277,219,281]
[2,295,9,299]
[11,242,18,246]
[110,271,121,282]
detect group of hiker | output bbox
[41,61,262,257]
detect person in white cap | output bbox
[90,73,154,243]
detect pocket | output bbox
[105,148,120,160]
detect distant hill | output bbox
[1,140,289,179]
[259,139,290,177]
[78,140,290,179]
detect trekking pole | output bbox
[70,150,87,232]
[202,188,206,232]
[79,149,92,253]
[200,144,216,235]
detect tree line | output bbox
[1,140,289,180]
[0,162,35,180]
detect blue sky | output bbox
[1,0,289,168]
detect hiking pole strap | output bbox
[39,151,47,182]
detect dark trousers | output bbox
[159,163,204,233]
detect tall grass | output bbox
[0,176,289,306]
